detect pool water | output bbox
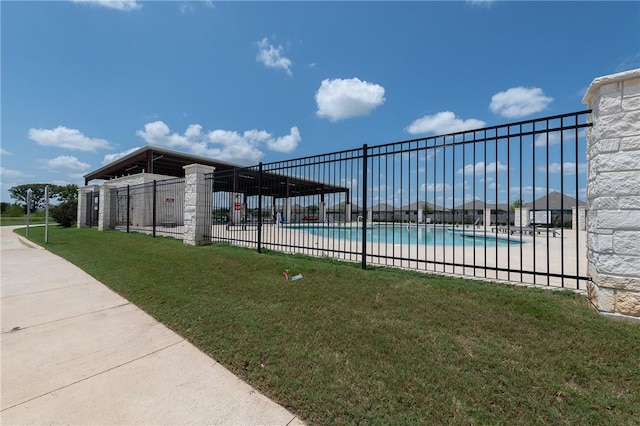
[302,224,521,247]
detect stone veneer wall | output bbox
[80,173,176,229]
[583,68,640,317]
[77,185,100,228]
[183,164,215,246]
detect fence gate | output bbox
[85,191,99,227]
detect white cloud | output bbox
[615,52,640,72]
[28,126,112,152]
[420,182,452,193]
[103,146,142,164]
[71,0,141,11]
[1,148,12,156]
[136,121,301,165]
[511,185,556,196]
[490,87,553,118]
[539,162,586,175]
[256,38,293,76]
[406,111,485,135]
[0,167,27,178]
[457,161,507,176]
[178,2,195,13]
[466,0,496,7]
[41,155,91,171]
[534,129,585,148]
[266,127,301,153]
[315,78,385,122]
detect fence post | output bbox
[361,144,368,270]
[152,180,157,238]
[257,163,263,254]
[126,185,130,233]
[583,68,640,318]
[183,164,215,246]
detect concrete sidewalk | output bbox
[0,226,304,425]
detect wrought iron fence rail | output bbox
[204,110,591,290]
[115,178,185,238]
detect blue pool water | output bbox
[296,224,521,247]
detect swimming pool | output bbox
[294,224,521,247]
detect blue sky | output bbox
[2,0,639,205]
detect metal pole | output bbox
[26,188,32,237]
[257,163,263,253]
[152,180,157,238]
[45,185,49,243]
[361,144,368,270]
[126,185,130,233]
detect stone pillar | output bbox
[183,164,215,246]
[572,206,586,231]
[345,203,352,223]
[283,197,291,223]
[77,185,99,228]
[417,207,423,224]
[484,209,492,227]
[319,201,326,222]
[98,185,115,231]
[514,207,531,228]
[77,189,88,229]
[583,68,640,317]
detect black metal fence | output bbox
[207,111,592,290]
[115,177,185,238]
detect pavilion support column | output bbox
[77,189,88,229]
[284,198,291,223]
[98,185,115,231]
[484,210,492,228]
[514,207,531,228]
[77,185,99,228]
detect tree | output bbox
[55,184,78,203]
[510,199,524,212]
[422,202,434,215]
[9,184,50,212]
[8,183,79,212]
[307,205,319,214]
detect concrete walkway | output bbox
[0,226,304,425]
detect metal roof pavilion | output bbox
[83,146,239,185]
[84,145,347,198]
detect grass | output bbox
[17,226,640,425]
[0,216,54,226]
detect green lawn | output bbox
[1,216,54,226]
[17,226,640,425]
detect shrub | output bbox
[50,200,78,227]
[2,204,25,217]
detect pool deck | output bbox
[212,222,589,291]
[119,222,589,291]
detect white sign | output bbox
[530,210,550,224]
